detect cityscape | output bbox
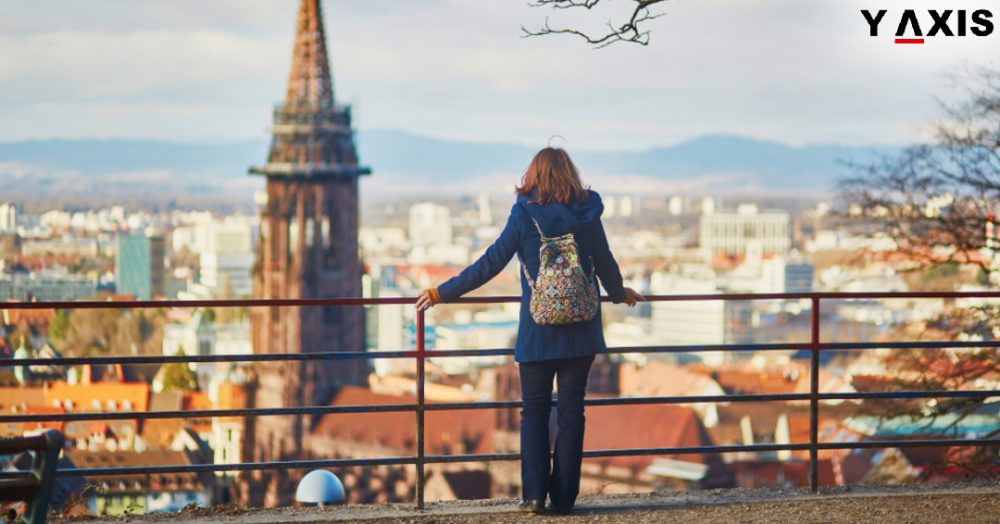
[1,0,998,521]
[3,179,997,513]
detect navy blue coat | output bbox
[436,189,627,363]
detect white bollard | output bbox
[295,469,346,507]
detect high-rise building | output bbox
[699,203,791,258]
[477,192,492,226]
[648,270,753,367]
[245,0,370,506]
[199,220,255,298]
[0,203,16,232]
[0,271,95,302]
[668,195,688,216]
[115,234,165,300]
[408,202,452,247]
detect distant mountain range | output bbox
[0,130,897,209]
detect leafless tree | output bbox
[839,66,1000,276]
[522,0,669,48]
[837,66,1000,478]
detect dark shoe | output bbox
[547,502,572,515]
[517,499,546,514]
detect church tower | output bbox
[245,0,370,506]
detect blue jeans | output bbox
[518,354,594,512]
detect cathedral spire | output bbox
[285,0,334,109]
[250,0,369,178]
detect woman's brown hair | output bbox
[515,147,589,205]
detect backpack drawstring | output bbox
[518,217,595,288]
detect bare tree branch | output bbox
[838,66,1000,477]
[522,0,668,48]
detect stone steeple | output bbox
[284,0,334,109]
[249,0,370,178]
[244,0,370,507]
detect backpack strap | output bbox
[520,216,544,287]
[528,217,546,239]
[517,252,535,288]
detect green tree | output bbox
[49,309,70,341]
[160,349,199,393]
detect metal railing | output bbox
[1,292,999,510]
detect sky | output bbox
[1,0,999,150]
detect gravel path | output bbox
[56,482,1000,524]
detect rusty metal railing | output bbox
[1,292,999,509]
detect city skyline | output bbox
[3,0,999,150]
[1,0,998,517]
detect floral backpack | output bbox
[520,216,600,325]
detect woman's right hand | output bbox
[416,288,441,312]
[623,287,645,307]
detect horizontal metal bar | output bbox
[0,393,791,423]
[422,452,521,463]
[3,437,997,480]
[633,291,1000,301]
[0,456,421,480]
[422,400,521,411]
[422,348,513,358]
[0,403,418,424]
[10,339,1000,369]
[423,393,812,412]
[606,342,811,355]
[9,388,998,424]
[585,393,811,406]
[5,291,1000,312]
[823,390,1000,401]
[424,438,1000,464]
[0,345,804,369]
[820,340,1000,351]
[817,437,1000,450]
[0,296,421,311]
[0,345,800,368]
[0,350,415,368]
[423,444,817,464]
[0,348,517,368]
[425,343,818,357]
[407,437,1000,465]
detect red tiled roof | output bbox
[712,369,800,395]
[2,307,56,327]
[618,362,723,398]
[729,459,836,488]
[584,402,711,470]
[182,391,211,411]
[45,382,149,413]
[1,405,65,436]
[105,294,137,302]
[216,382,247,423]
[183,391,213,434]
[312,386,493,455]
[0,386,46,412]
[65,449,202,492]
[44,381,149,441]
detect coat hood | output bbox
[516,189,604,236]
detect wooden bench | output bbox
[0,430,64,524]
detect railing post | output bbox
[809,296,820,493]
[415,308,426,510]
